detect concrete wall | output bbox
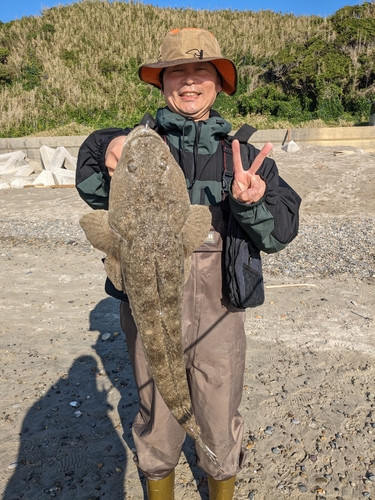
[0,136,87,160]
[250,126,375,150]
[1,126,375,158]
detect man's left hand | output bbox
[231,140,273,204]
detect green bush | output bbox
[315,83,345,121]
[237,83,312,123]
[61,49,80,67]
[343,94,373,121]
[20,55,43,90]
[0,46,9,63]
[98,58,122,76]
[0,64,12,84]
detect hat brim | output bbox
[138,57,237,96]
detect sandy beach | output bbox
[0,143,374,500]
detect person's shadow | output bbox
[4,295,209,499]
[3,299,128,500]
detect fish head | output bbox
[116,125,175,184]
[110,125,189,209]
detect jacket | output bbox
[76,107,301,255]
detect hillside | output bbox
[0,0,374,137]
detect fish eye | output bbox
[128,162,137,173]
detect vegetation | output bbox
[0,0,374,137]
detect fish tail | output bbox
[196,436,221,469]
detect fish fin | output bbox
[79,210,121,259]
[181,205,211,257]
[104,254,124,292]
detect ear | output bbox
[216,75,223,94]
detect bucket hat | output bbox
[138,28,237,95]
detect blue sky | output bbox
[0,0,363,23]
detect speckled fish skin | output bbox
[79,126,216,463]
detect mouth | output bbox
[179,91,201,97]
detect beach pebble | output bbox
[74,410,82,417]
[265,426,274,435]
[101,332,111,341]
[8,462,18,470]
[69,401,80,407]
[272,447,281,454]
[298,483,308,492]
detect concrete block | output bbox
[33,170,56,186]
[40,145,56,170]
[0,151,27,174]
[15,164,36,177]
[11,178,30,189]
[40,146,78,172]
[63,150,77,171]
[0,181,10,189]
[282,140,300,153]
[0,152,15,163]
[48,146,67,171]
[53,169,76,185]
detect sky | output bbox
[0,0,364,23]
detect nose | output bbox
[182,68,197,85]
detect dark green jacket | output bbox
[76,108,301,254]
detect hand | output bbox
[231,140,273,204]
[105,135,127,177]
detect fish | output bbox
[79,125,217,463]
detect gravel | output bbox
[0,214,374,279]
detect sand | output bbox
[0,143,374,500]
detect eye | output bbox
[128,163,137,173]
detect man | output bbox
[76,28,301,500]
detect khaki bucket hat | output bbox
[138,28,237,95]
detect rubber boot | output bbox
[208,475,236,500]
[146,470,175,500]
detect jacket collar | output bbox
[155,107,231,155]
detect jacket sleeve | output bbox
[228,143,301,254]
[76,127,131,209]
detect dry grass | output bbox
[0,0,364,136]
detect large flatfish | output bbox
[79,125,217,463]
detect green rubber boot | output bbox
[146,470,175,500]
[208,475,236,500]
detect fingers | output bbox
[234,173,266,204]
[231,139,243,176]
[232,140,273,177]
[105,135,128,175]
[248,142,273,175]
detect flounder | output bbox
[79,125,217,463]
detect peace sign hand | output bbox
[231,140,273,204]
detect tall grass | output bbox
[0,0,369,136]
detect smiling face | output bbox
[161,61,222,121]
